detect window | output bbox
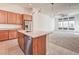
[63,18,68,30]
[58,16,75,30]
[58,18,63,30]
[69,17,75,30]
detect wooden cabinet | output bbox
[7,12,17,24]
[18,32,46,55]
[18,32,25,51]
[0,10,7,24]
[0,30,8,41]
[9,30,17,39]
[0,10,23,24]
[0,10,24,41]
[0,30,18,41]
[16,14,23,25]
[23,14,32,21]
[32,35,46,55]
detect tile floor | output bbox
[0,39,24,55]
[46,33,79,55]
[0,35,79,55]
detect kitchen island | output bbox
[17,30,50,55]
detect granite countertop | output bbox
[17,30,52,38]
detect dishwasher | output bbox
[24,35,32,55]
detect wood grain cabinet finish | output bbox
[0,30,8,41]
[32,35,46,55]
[7,12,17,24]
[23,14,32,21]
[16,14,23,25]
[0,10,7,24]
[9,30,17,39]
[0,10,24,41]
[18,32,25,51]
[18,32,46,55]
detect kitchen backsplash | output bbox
[0,24,22,29]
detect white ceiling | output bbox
[13,3,52,9]
[13,3,53,14]
[14,3,32,8]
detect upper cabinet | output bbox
[0,10,7,24]
[23,14,32,21]
[0,10,32,25]
[7,12,17,24]
[16,14,23,25]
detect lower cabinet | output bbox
[0,30,8,41]
[0,30,17,41]
[18,32,46,55]
[32,35,46,55]
[9,30,17,39]
[18,32,25,51]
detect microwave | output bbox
[24,21,32,32]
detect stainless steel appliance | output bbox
[24,35,32,55]
[24,21,32,32]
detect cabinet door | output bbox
[23,14,32,21]
[0,30,8,41]
[0,10,7,24]
[9,30,17,39]
[16,14,22,25]
[18,32,25,51]
[8,12,17,24]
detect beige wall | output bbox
[53,3,79,32]
[32,4,55,32]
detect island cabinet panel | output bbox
[32,38,38,55]
[0,10,7,24]
[32,35,46,55]
[18,32,25,51]
[0,30,8,41]
[7,12,17,24]
[9,30,17,39]
[40,35,46,55]
[16,14,23,25]
[18,31,46,55]
[22,14,32,21]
